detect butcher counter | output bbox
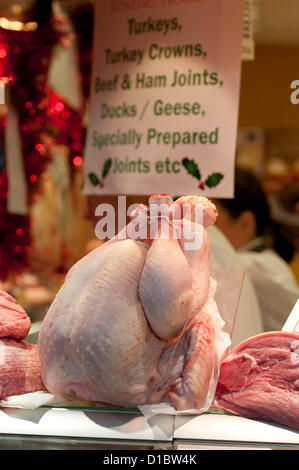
[0,405,298,450]
[0,305,297,452]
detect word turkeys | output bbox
[127,16,181,35]
[94,196,204,251]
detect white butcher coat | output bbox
[238,239,299,332]
[207,225,264,347]
[208,226,299,344]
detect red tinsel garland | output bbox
[0,3,93,281]
[0,21,59,281]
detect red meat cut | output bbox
[0,291,31,340]
[0,291,44,400]
[0,338,44,400]
[215,331,299,430]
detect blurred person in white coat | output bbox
[213,168,299,333]
[208,224,264,347]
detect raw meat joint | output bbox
[38,193,220,410]
[215,331,299,431]
[0,290,31,340]
[0,291,44,400]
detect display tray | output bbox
[0,405,174,448]
[173,412,299,450]
[0,403,298,450]
[41,400,140,414]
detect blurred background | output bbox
[0,0,298,328]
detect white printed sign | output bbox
[84,0,245,197]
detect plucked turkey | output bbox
[38,194,219,409]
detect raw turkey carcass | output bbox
[214,330,299,430]
[38,193,222,410]
[0,291,44,400]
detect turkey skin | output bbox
[38,194,218,409]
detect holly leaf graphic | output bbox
[205,172,224,188]
[102,158,112,179]
[182,158,201,180]
[88,172,100,186]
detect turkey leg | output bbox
[155,314,215,410]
